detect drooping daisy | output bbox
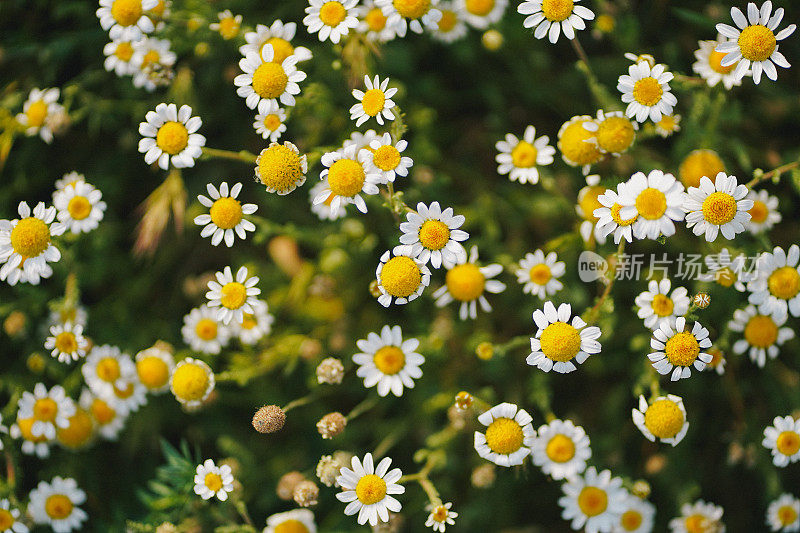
[193,182,257,247]
[335,453,404,527]
[426,502,458,532]
[557,115,603,174]
[745,189,781,233]
[256,141,308,195]
[654,113,681,138]
[239,20,314,63]
[693,36,745,90]
[375,246,432,306]
[80,388,127,440]
[766,493,800,532]
[135,345,174,394]
[430,2,468,42]
[634,278,690,331]
[764,415,800,467]
[618,61,677,123]
[716,1,796,84]
[474,402,535,467]
[303,0,359,43]
[730,305,794,367]
[527,301,602,373]
[28,477,87,533]
[264,509,317,533]
[558,467,627,533]
[81,344,136,399]
[576,184,608,244]
[518,0,595,43]
[748,245,800,319]
[96,0,158,39]
[531,418,591,480]
[699,248,749,291]
[495,125,555,184]
[170,357,215,408]
[53,181,106,234]
[433,246,506,319]
[230,299,274,345]
[683,172,752,241]
[131,37,177,92]
[209,10,242,40]
[364,133,413,183]
[399,202,468,268]
[194,459,234,501]
[377,0,443,37]
[515,249,565,298]
[253,100,287,142]
[9,417,51,458]
[458,0,507,28]
[236,44,307,111]
[648,316,712,381]
[182,305,230,354]
[350,75,397,127]
[617,494,656,533]
[357,0,399,42]
[0,202,64,286]
[16,383,75,441]
[103,38,137,76]
[669,500,725,533]
[353,325,425,397]
[631,394,689,446]
[44,322,89,363]
[617,170,686,240]
[593,183,638,244]
[582,110,638,156]
[0,498,28,533]
[138,103,205,170]
[309,181,346,221]
[315,144,381,215]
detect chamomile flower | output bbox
[353,325,424,397]
[350,75,397,127]
[617,170,686,240]
[583,110,638,156]
[28,477,87,533]
[617,494,656,533]
[748,245,800,319]
[81,344,136,399]
[0,201,65,285]
[631,394,689,446]
[399,202,468,269]
[170,357,215,408]
[706,347,727,375]
[375,246,431,306]
[679,149,726,189]
[80,389,127,440]
[364,133,413,183]
[527,301,602,373]
[767,494,800,532]
[56,406,93,451]
[315,144,381,215]
[0,499,28,533]
[44,322,89,363]
[53,181,106,234]
[515,249,565,298]
[194,459,234,501]
[531,418,591,480]
[54,172,86,191]
[699,248,749,291]
[304,0,359,43]
[458,0,507,28]
[182,305,230,354]
[17,88,65,143]
[618,61,677,123]
[138,103,205,170]
[264,509,317,533]
[256,141,308,195]
[236,44,307,111]
[594,183,638,244]
[648,317,713,381]
[194,182,257,247]
[343,129,381,152]
[624,52,656,67]
[716,1,796,84]
[206,266,261,325]
[358,0,399,42]
[48,305,88,329]
[209,10,242,40]
[309,181,346,221]
[10,417,51,458]
[132,38,177,92]
[230,299,274,345]
[103,38,137,76]
[17,383,75,441]
[105,372,148,415]
[693,36,745,89]
[335,453,404,527]
[684,172,752,241]
[495,125,555,184]
[557,115,603,174]
[654,113,681,138]
[433,246,506,319]
[426,502,458,531]
[430,2,468,42]
[239,20,313,63]
[634,279,690,331]
[577,185,608,244]
[669,500,725,533]
[474,402,535,466]
[96,0,157,39]
[377,0,443,37]
[253,101,287,142]
[518,0,595,43]
[729,305,794,367]
[135,345,174,394]
[559,467,627,533]
[746,189,781,233]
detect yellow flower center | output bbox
[511,141,538,168]
[209,197,243,230]
[707,348,723,368]
[111,0,143,27]
[643,398,684,438]
[328,159,366,197]
[679,150,725,189]
[596,116,635,153]
[632,77,663,107]
[776,431,800,456]
[361,89,386,117]
[114,41,134,61]
[465,0,494,16]
[431,505,449,522]
[262,38,295,64]
[33,398,58,422]
[10,217,50,258]
[372,144,401,171]
[559,119,602,166]
[621,510,644,531]
[45,494,74,520]
[220,281,247,310]
[541,0,574,22]
[171,362,211,402]
[635,187,667,220]
[241,314,257,330]
[380,256,422,298]
[0,509,14,529]
[155,121,189,155]
[610,203,638,226]
[529,264,552,285]
[768,266,800,300]
[67,196,92,220]
[485,417,524,454]
[252,62,289,99]
[715,267,737,287]
[263,114,282,131]
[743,314,778,348]
[91,398,116,424]
[664,331,700,367]
[96,357,121,382]
[748,200,768,223]
[18,417,49,442]
[55,331,78,353]
[738,24,777,62]
[319,1,347,26]
[365,8,388,31]
[545,433,575,462]
[577,486,608,517]
[373,345,406,375]
[393,0,431,19]
[113,381,135,399]
[195,318,218,341]
[257,144,305,193]
[778,505,799,526]
[445,263,485,302]
[274,520,310,533]
[137,356,170,389]
[58,409,93,448]
[140,49,160,68]
[595,13,615,32]
[685,514,711,533]
[656,114,678,132]
[651,294,674,317]
[204,472,223,492]
[218,17,240,39]
[578,186,605,222]
[356,474,387,505]
[438,10,458,31]
[708,49,735,74]
[419,220,450,251]
[539,321,582,362]
[26,100,49,128]
[148,0,166,17]
[701,191,737,225]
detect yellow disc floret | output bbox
[0,509,14,529]
[356,474,387,505]
[664,331,700,367]
[10,217,50,258]
[539,321,581,362]
[529,264,552,285]
[380,256,422,298]
[635,188,667,220]
[257,143,305,194]
[578,186,604,222]
[55,332,78,353]
[596,116,635,154]
[541,0,574,22]
[559,119,602,167]
[90,398,116,425]
[744,314,778,348]
[445,263,485,302]
[274,521,310,533]
[111,0,143,27]
[67,196,92,220]
[45,494,74,520]
[679,149,725,188]
[778,505,799,527]
[220,282,247,310]
[210,197,243,230]
[113,42,134,61]
[738,24,776,62]
[360,89,386,117]
[137,356,170,389]
[156,121,189,155]
[465,0,494,16]
[748,200,768,223]
[651,294,674,317]
[701,192,737,225]
[26,100,49,128]
[204,472,223,492]
[33,398,58,422]
[393,0,431,19]
[263,114,282,131]
[632,77,663,107]
[545,434,575,462]
[252,62,289,99]
[768,266,800,300]
[96,357,121,382]
[372,145,401,171]
[577,486,608,517]
[365,8,388,31]
[620,510,644,531]
[57,409,94,449]
[438,10,457,32]
[485,417,524,454]
[643,399,684,438]
[263,38,295,64]
[373,346,406,375]
[195,318,219,340]
[328,159,366,197]
[319,1,347,26]
[419,220,450,251]
[708,49,735,74]
[217,17,240,40]
[171,362,211,402]
[511,141,538,168]
[776,431,800,456]
[610,203,638,226]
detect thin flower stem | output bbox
[746,159,800,188]
[201,146,258,164]
[586,240,626,324]
[282,394,316,413]
[570,37,591,73]
[346,396,378,422]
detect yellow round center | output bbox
[372,144,401,171]
[777,431,800,456]
[114,41,134,61]
[45,494,73,520]
[485,417,524,454]
[738,24,777,62]
[621,510,644,531]
[204,472,223,492]
[58,409,93,448]
[140,49,160,68]
[596,116,635,153]
[529,264,552,285]
[209,197,243,230]
[701,191,737,225]
[257,144,304,193]
[748,200,768,223]
[195,318,219,341]
[373,346,406,375]
[241,314,257,330]
[644,399,684,438]
[356,474,387,505]
[96,357,121,382]
[380,256,422,298]
[262,38,295,64]
[111,0,143,27]
[539,321,582,362]
[171,363,211,401]
[220,281,247,310]
[0,509,14,529]
[419,220,450,251]
[149,0,166,17]
[651,294,674,317]
[541,0,574,22]
[559,120,602,166]
[685,514,711,533]
[577,486,608,517]
[365,8,388,31]
[511,141,538,168]
[155,121,189,155]
[438,10,457,31]
[393,0,431,19]
[328,159,366,197]
[778,505,799,526]
[431,505,449,522]
[657,115,678,132]
[67,196,92,220]
[33,398,58,422]
[709,49,735,74]
[445,263,485,302]
[579,186,604,222]
[26,100,49,128]
[715,267,737,287]
[664,331,700,367]
[632,77,663,107]
[114,381,135,399]
[319,1,347,26]
[360,89,386,117]
[218,17,240,39]
[137,356,170,389]
[635,187,667,220]
[465,0,494,16]
[768,266,800,300]
[264,114,282,131]
[252,62,289,99]
[55,331,78,353]
[91,398,116,424]
[274,520,310,533]
[610,203,638,226]
[17,418,48,443]
[679,150,725,188]
[743,314,778,348]
[10,217,50,258]
[545,433,575,462]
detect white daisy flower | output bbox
[44,322,89,363]
[230,299,274,345]
[131,37,177,92]
[182,305,230,354]
[104,372,148,416]
[103,38,137,76]
[693,36,746,89]
[145,0,170,31]
[624,52,656,68]
[256,141,308,195]
[206,266,261,325]
[495,125,555,185]
[582,110,638,156]
[654,113,681,138]
[617,493,656,533]
[558,467,627,533]
[138,103,205,170]
[648,317,712,381]
[0,498,28,533]
[531,418,591,480]
[683,172,753,241]
[729,305,794,367]
[9,416,52,458]
[699,248,750,291]
[518,0,594,43]
[239,20,313,63]
[335,453,404,526]
[315,144,382,215]
[16,88,64,143]
[209,10,242,40]
[433,246,506,319]
[617,170,686,240]
[350,75,397,127]
[81,344,136,399]
[235,44,307,111]
[16,383,75,441]
[0,201,65,286]
[634,278,690,331]
[170,357,215,408]
[527,301,601,374]
[53,181,106,234]
[264,509,317,533]
[134,345,175,394]
[96,0,157,39]
[426,502,458,531]
[364,133,413,183]
[763,415,800,467]
[343,129,381,152]
[28,477,87,533]
[194,459,234,501]
[303,0,359,43]
[474,402,535,467]
[766,493,800,532]
[669,500,725,533]
[458,0,507,28]
[353,325,425,397]
[706,347,727,376]
[515,249,565,298]
[80,388,126,440]
[747,244,800,319]
[253,100,287,142]
[399,202,468,268]
[557,115,603,174]
[193,182,257,247]
[617,61,677,123]
[48,305,88,330]
[593,183,638,244]
[377,0,442,37]
[309,181,346,221]
[576,184,608,245]
[357,0,400,42]
[376,246,432,306]
[716,1,796,84]
[430,2,468,42]
[54,171,86,191]
[745,189,781,234]
[631,394,689,446]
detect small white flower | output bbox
[426,502,458,531]
[617,170,686,240]
[433,246,505,319]
[182,305,230,354]
[377,0,443,37]
[80,388,127,440]
[239,20,313,62]
[747,245,800,319]
[103,38,137,76]
[264,509,317,533]
[364,132,413,183]
[654,113,681,138]
[357,0,400,42]
[766,493,800,532]
[96,0,158,40]
[206,266,261,325]
[138,103,205,170]
[693,35,747,89]
[16,383,76,441]
[16,88,64,143]
[134,345,175,394]
[235,44,307,111]
[430,2,468,42]
[763,415,800,468]
[458,0,507,28]
[28,477,88,532]
[309,181,346,221]
[683,172,753,241]
[303,0,359,43]
[558,467,627,533]
[253,100,287,142]
[343,129,381,152]
[54,181,106,234]
[582,110,638,156]
[353,325,425,397]
[631,394,689,446]
[745,189,781,234]
[669,500,725,533]
[515,249,564,298]
[315,144,382,216]
[44,322,89,363]
[193,182,257,247]
[230,299,274,345]
[495,125,555,185]
[474,402,535,467]
[617,61,677,123]
[699,248,750,291]
[0,202,65,286]
[0,498,28,533]
[350,75,397,127]
[648,316,712,381]
[518,0,595,43]
[194,459,234,501]
[81,344,136,399]
[375,246,432,307]
[527,301,601,373]
[593,182,638,244]
[729,305,794,367]
[399,202,468,268]
[634,278,690,331]
[131,37,176,92]
[617,494,656,533]
[531,418,591,480]
[209,10,242,39]
[335,453,404,526]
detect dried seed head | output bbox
[252,404,286,434]
[316,357,345,385]
[631,480,651,499]
[293,480,319,507]
[277,471,306,500]
[454,391,473,411]
[316,411,347,439]
[316,454,343,487]
[471,463,496,488]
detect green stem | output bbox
[201,146,258,164]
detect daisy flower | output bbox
[618,61,677,123]
[135,345,175,394]
[764,415,800,467]
[335,453,404,527]
[138,103,205,170]
[518,0,595,43]
[617,170,686,240]
[582,110,638,156]
[617,494,656,533]
[433,246,506,319]
[669,500,725,533]
[103,38,137,76]
[558,467,627,533]
[699,248,749,291]
[44,322,89,363]
[230,299,274,345]
[253,100,287,142]
[182,305,230,354]
[16,88,65,143]
[375,246,432,306]
[748,245,800,319]
[80,389,127,440]
[654,113,681,138]
[458,0,507,28]
[716,1,796,84]
[206,266,261,325]
[193,182,257,247]
[0,201,65,286]
[515,249,565,298]
[9,417,52,458]
[96,0,157,39]
[303,0,359,43]
[170,357,215,408]
[474,402,535,467]
[706,347,727,376]
[236,44,307,111]
[194,459,234,501]
[399,202,468,268]
[350,75,397,127]
[377,0,443,37]
[527,301,602,373]
[624,52,656,67]
[0,498,28,533]
[693,36,745,89]
[256,141,308,195]
[495,125,555,184]
[131,37,177,91]
[357,0,399,42]
[309,181,346,221]
[648,317,712,381]
[315,144,381,215]
[49,305,88,329]
[239,20,313,63]
[264,509,317,533]
[56,407,94,451]
[746,189,781,233]
[364,133,413,183]
[426,502,458,531]
[105,372,147,415]
[557,115,603,174]
[679,148,726,189]
[631,394,689,446]
[16,383,75,441]
[683,172,752,241]
[593,183,638,244]
[430,2,468,42]
[28,477,87,533]
[53,181,106,234]
[81,344,136,399]
[576,184,608,244]
[353,325,425,397]
[729,305,794,367]
[343,129,381,152]
[209,10,242,40]
[634,278,690,331]
[766,493,800,532]
[531,418,591,480]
